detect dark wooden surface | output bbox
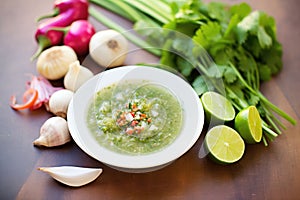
[1,0,299,199]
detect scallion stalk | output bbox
[123,0,171,24]
[89,0,134,22]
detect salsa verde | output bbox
[87,80,183,155]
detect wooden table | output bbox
[1,0,299,199]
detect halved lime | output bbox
[234,106,262,144]
[204,125,245,164]
[201,91,235,123]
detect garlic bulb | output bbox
[49,89,74,118]
[38,166,103,187]
[64,60,94,92]
[89,29,128,68]
[37,45,78,80]
[33,116,71,147]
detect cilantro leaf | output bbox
[209,44,230,64]
[223,66,237,83]
[236,11,260,44]
[246,91,260,106]
[193,21,222,49]
[206,64,224,78]
[192,76,214,95]
[230,2,252,18]
[206,2,231,23]
[243,35,261,58]
[257,64,272,81]
[257,26,272,48]
[224,14,240,39]
[176,56,194,77]
[260,42,283,75]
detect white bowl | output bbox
[67,66,204,173]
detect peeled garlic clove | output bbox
[38,166,103,187]
[64,60,94,92]
[33,116,71,147]
[37,46,78,80]
[49,89,74,118]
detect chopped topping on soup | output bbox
[116,99,152,135]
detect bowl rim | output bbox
[67,65,204,170]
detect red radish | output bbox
[63,20,96,56]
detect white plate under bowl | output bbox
[67,65,204,173]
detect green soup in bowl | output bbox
[68,66,204,173]
[87,80,183,155]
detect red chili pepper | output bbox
[130,111,135,117]
[10,89,39,110]
[31,0,89,60]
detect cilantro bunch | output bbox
[89,0,296,145]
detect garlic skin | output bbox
[37,46,78,80]
[49,89,74,118]
[64,60,94,92]
[89,29,128,68]
[33,117,71,147]
[38,166,103,187]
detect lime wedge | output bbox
[204,125,245,164]
[201,91,235,123]
[234,106,262,144]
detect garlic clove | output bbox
[33,116,71,147]
[49,89,74,118]
[38,166,103,187]
[36,46,78,80]
[64,61,94,92]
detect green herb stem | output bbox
[262,123,278,138]
[225,87,249,108]
[261,102,287,131]
[90,0,134,22]
[123,0,171,24]
[258,91,296,125]
[262,135,268,146]
[229,62,296,125]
